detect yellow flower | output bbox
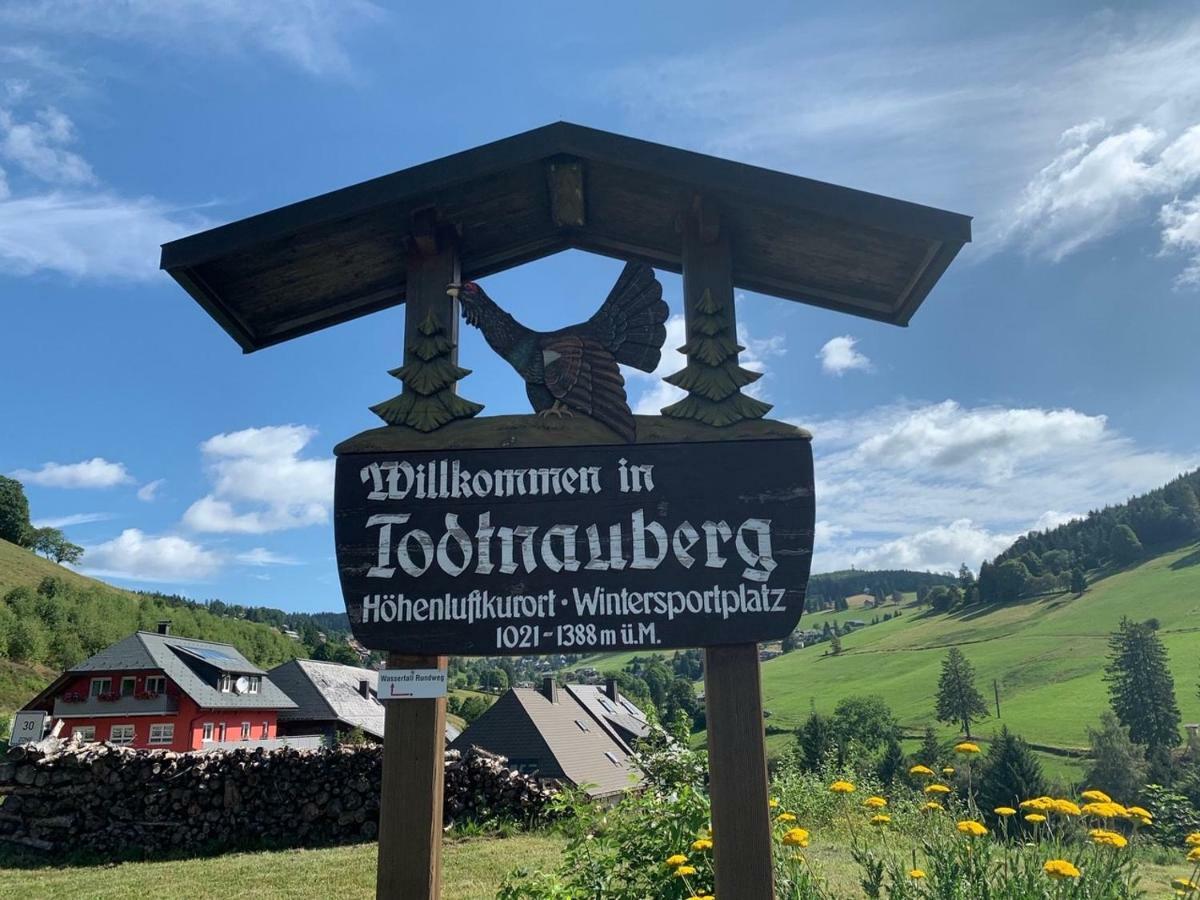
[1127,805,1152,820]
[1044,859,1081,880]
[777,812,798,823]
[691,838,713,852]
[954,742,981,755]
[870,814,891,826]
[1173,878,1199,893]
[942,767,956,775]
[1081,789,1112,803]
[864,796,888,809]
[1188,847,1200,863]
[1185,832,1200,847]
[1052,799,1082,817]
[674,865,697,877]
[909,869,926,879]
[830,780,856,794]
[923,801,943,812]
[994,807,1017,817]
[666,854,688,867]
[1082,801,1128,819]
[1021,796,1054,813]
[688,896,715,900]
[909,764,935,777]
[925,783,951,795]
[957,820,988,837]
[1089,829,1128,849]
[769,797,780,809]
[782,827,809,848]
[1025,814,1047,824]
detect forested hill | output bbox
[806,569,957,611]
[969,468,1200,605]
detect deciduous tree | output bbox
[0,476,31,546]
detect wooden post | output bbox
[377,652,448,900]
[377,230,457,900]
[683,196,775,898]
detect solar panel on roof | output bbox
[190,647,234,661]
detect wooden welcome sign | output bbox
[161,122,969,900]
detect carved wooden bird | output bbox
[447,262,668,441]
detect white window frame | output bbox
[218,674,232,693]
[148,723,174,745]
[145,675,167,695]
[260,721,269,739]
[120,676,136,697]
[90,677,112,698]
[74,725,96,742]
[217,723,227,742]
[240,722,251,740]
[202,723,214,742]
[247,676,260,694]
[109,724,135,745]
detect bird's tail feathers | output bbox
[589,261,669,373]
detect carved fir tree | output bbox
[370,312,483,431]
[661,288,772,426]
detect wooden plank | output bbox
[376,652,448,900]
[547,158,586,228]
[704,643,774,898]
[404,235,460,371]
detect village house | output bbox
[21,623,297,752]
[450,677,646,798]
[268,658,460,745]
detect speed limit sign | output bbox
[8,711,46,747]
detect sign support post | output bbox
[683,198,775,898]
[375,231,457,900]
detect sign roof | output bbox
[160,122,972,352]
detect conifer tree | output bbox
[935,647,989,737]
[877,735,907,786]
[661,289,771,426]
[1085,712,1148,804]
[1070,567,1087,595]
[796,711,835,771]
[917,725,943,769]
[1104,616,1181,752]
[370,312,483,431]
[977,727,1047,818]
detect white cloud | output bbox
[1160,193,1200,287]
[11,457,132,488]
[817,335,871,376]
[627,310,785,415]
[82,528,220,582]
[1032,510,1082,532]
[0,1,383,76]
[31,511,112,528]
[792,399,1198,572]
[236,547,301,567]
[182,424,334,534]
[603,12,1200,285]
[0,105,93,184]
[136,478,164,502]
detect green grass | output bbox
[0,537,133,597]
[715,544,1200,781]
[0,832,567,899]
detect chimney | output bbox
[541,676,558,703]
[156,620,171,635]
[358,679,371,699]
[605,677,620,703]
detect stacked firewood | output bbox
[0,739,554,855]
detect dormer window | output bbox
[246,676,261,694]
[218,674,233,693]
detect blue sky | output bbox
[2,1,1199,613]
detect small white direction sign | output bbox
[378,669,448,700]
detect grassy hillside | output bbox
[748,542,1200,777]
[0,538,137,597]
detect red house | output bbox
[22,623,297,751]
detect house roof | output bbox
[160,121,971,353]
[564,684,649,754]
[450,686,642,797]
[268,659,385,738]
[64,632,295,711]
[268,659,459,742]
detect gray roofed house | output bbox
[450,678,643,798]
[564,681,650,754]
[269,659,458,744]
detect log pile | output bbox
[0,739,554,856]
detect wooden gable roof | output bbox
[160,122,971,352]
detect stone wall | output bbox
[0,739,554,856]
